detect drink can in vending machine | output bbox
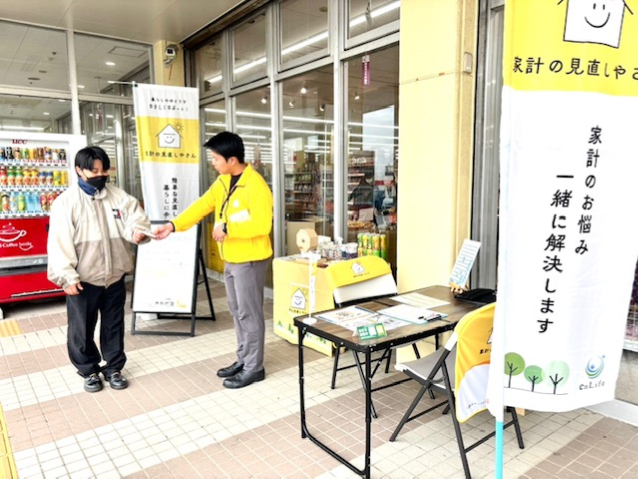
[48,190,56,207]
[59,148,67,161]
[14,167,23,187]
[22,147,31,160]
[40,191,48,211]
[6,167,15,186]
[13,147,21,160]
[38,170,46,186]
[61,170,68,186]
[1,193,9,212]
[31,148,38,161]
[53,170,61,186]
[22,167,31,187]
[37,147,44,161]
[6,147,13,159]
[52,149,59,161]
[0,147,5,160]
[46,171,53,186]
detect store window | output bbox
[234,89,273,286]
[280,0,329,68]
[346,45,399,270]
[234,89,273,188]
[348,0,400,40]
[0,22,70,91]
[73,34,151,96]
[195,35,224,98]
[0,95,71,133]
[282,66,334,254]
[201,102,227,272]
[232,12,268,86]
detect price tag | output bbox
[357,323,387,341]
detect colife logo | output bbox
[580,355,605,390]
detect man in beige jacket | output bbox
[48,146,151,393]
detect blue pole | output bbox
[495,420,504,479]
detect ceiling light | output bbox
[300,82,307,94]
[0,125,45,131]
[319,104,325,112]
[43,112,50,116]
[105,61,116,66]
[77,85,85,89]
[289,100,295,108]
[58,99,66,102]
[261,95,268,104]
[349,1,400,28]
[354,91,360,100]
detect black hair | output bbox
[203,131,245,163]
[75,146,111,171]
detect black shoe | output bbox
[223,369,265,389]
[84,373,103,393]
[104,371,128,390]
[217,362,244,378]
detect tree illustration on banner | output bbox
[504,352,525,388]
[546,360,570,394]
[524,365,545,392]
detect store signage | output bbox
[362,54,371,86]
[133,84,200,221]
[487,1,638,415]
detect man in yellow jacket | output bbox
[154,132,273,389]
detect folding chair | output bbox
[389,303,525,479]
[324,256,422,417]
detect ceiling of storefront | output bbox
[0,0,247,43]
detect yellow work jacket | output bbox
[172,164,273,263]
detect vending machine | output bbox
[0,132,86,317]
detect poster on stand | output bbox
[488,1,638,413]
[133,84,200,221]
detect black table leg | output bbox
[298,326,307,439]
[364,348,372,479]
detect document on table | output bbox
[377,304,447,324]
[317,305,375,324]
[317,306,409,332]
[392,292,449,309]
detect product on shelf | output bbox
[1,140,71,217]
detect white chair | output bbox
[325,256,422,417]
[389,303,525,479]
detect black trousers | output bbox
[66,276,127,378]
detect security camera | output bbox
[164,44,178,65]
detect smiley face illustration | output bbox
[561,0,633,48]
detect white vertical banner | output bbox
[488,1,638,413]
[133,84,200,221]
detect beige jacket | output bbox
[47,183,151,288]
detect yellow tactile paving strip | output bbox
[0,404,17,479]
[0,320,22,338]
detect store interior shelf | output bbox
[1,160,68,167]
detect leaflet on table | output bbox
[316,305,409,332]
[391,292,449,309]
[377,304,447,324]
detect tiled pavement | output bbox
[1,280,637,478]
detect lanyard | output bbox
[219,184,239,221]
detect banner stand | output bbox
[131,248,215,337]
[130,224,216,337]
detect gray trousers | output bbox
[224,259,269,372]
